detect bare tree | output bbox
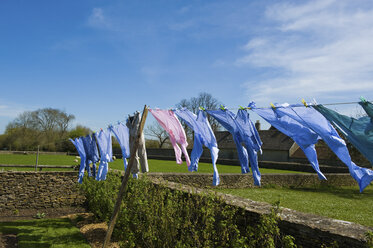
[3,108,75,151]
[145,121,169,148]
[176,92,222,138]
[31,108,75,149]
[32,108,74,133]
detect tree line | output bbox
[0,108,91,152]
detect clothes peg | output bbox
[360,96,367,103]
[301,98,308,107]
[270,103,276,109]
[199,106,205,111]
[239,105,246,110]
[247,102,256,109]
[220,105,226,111]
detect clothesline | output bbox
[148,103,373,192]
[150,99,372,112]
[70,99,373,192]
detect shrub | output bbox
[81,172,295,248]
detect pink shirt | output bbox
[149,109,191,166]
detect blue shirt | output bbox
[175,108,220,186]
[252,104,326,180]
[207,108,262,186]
[81,134,100,177]
[95,129,113,181]
[109,123,130,171]
[69,137,87,184]
[235,109,263,185]
[275,103,373,192]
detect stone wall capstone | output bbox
[145,172,358,189]
[151,178,372,248]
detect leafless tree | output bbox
[145,121,169,148]
[176,92,222,140]
[3,108,75,151]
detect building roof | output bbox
[259,129,294,151]
[215,127,294,151]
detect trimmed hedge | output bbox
[80,172,296,248]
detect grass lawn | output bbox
[0,218,90,248]
[0,154,76,171]
[0,154,307,174]
[215,184,373,227]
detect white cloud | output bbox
[87,7,113,30]
[212,59,226,67]
[178,6,191,14]
[239,0,373,105]
[168,20,196,31]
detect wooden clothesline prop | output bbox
[103,105,148,248]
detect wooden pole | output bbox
[102,105,148,248]
[35,145,40,172]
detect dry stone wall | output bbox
[0,171,358,211]
[145,172,358,189]
[0,171,84,210]
[0,171,371,247]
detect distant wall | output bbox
[146,148,373,169]
[146,148,289,162]
[0,150,67,155]
[145,172,357,189]
[146,148,351,173]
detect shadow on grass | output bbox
[284,184,373,200]
[1,218,73,228]
[0,218,90,247]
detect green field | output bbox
[0,218,90,248]
[0,154,307,174]
[215,185,373,227]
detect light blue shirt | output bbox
[175,108,220,186]
[109,123,130,171]
[251,102,326,180]
[207,108,262,186]
[235,109,263,185]
[95,129,113,181]
[69,137,87,184]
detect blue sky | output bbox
[1,0,373,134]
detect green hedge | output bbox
[80,172,296,248]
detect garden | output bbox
[0,153,372,247]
